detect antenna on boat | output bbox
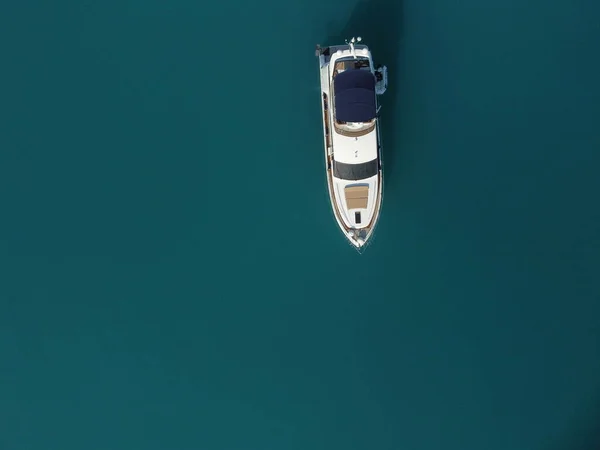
[346,37,358,59]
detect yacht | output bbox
[315,37,388,251]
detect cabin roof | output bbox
[333,69,376,123]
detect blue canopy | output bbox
[333,69,376,122]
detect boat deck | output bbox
[332,58,370,77]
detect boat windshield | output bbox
[333,159,379,180]
[334,118,376,137]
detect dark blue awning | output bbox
[333,69,376,122]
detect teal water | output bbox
[1,1,600,449]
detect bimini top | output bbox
[333,69,376,123]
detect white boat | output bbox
[315,37,388,252]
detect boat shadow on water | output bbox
[321,0,404,184]
[550,396,600,450]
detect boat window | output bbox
[333,159,379,180]
[333,118,376,137]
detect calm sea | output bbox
[1,0,599,449]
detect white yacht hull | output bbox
[316,39,385,252]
